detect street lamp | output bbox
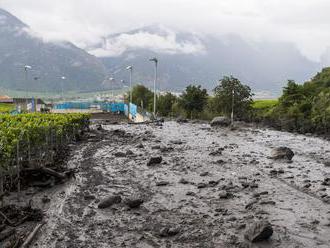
[24,65,32,111]
[149,57,158,117]
[231,87,235,126]
[24,65,32,97]
[126,66,133,121]
[61,76,66,100]
[109,77,115,101]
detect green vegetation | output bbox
[253,68,330,134]
[252,99,278,109]
[0,103,15,113]
[0,113,90,186]
[129,77,253,120]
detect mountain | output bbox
[89,25,321,95]
[0,8,107,93]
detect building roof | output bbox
[0,95,13,103]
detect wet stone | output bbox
[114,151,126,157]
[125,198,144,209]
[244,220,273,242]
[98,195,122,209]
[156,181,169,186]
[197,183,208,189]
[200,172,209,177]
[159,227,180,237]
[147,156,163,166]
[179,178,189,184]
[219,190,229,199]
[271,147,294,161]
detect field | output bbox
[0,103,15,113]
[252,99,278,109]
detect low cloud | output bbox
[89,31,205,57]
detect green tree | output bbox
[157,92,178,117]
[179,85,208,119]
[128,84,154,111]
[213,76,253,120]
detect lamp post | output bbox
[126,66,133,121]
[231,87,235,126]
[61,76,66,100]
[149,57,158,118]
[109,77,115,101]
[24,65,32,111]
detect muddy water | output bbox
[34,121,330,247]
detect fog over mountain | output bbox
[0,7,324,95]
[0,8,107,92]
[89,25,321,94]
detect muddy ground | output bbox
[24,120,330,247]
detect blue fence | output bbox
[54,101,137,118]
[124,103,137,118]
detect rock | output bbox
[324,161,330,167]
[219,190,229,199]
[114,151,126,157]
[96,124,103,131]
[156,181,169,186]
[126,150,134,156]
[42,195,51,203]
[244,221,273,242]
[147,156,163,166]
[98,195,122,209]
[84,194,96,201]
[271,147,294,161]
[179,178,189,184]
[170,140,184,145]
[125,198,144,209]
[159,227,180,237]
[208,180,219,187]
[197,183,207,189]
[177,117,188,123]
[136,143,144,148]
[200,172,209,177]
[210,116,231,127]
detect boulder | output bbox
[210,116,231,127]
[147,156,163,166]
[244,221,273,242]
[125,198,144,209]
[98,195,122,209]
[270,147,294,160]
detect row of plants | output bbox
[0,113,90,192]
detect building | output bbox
[0,95,14,103]
[13,98,46,112]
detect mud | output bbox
[30,121,330,247]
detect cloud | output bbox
[89,30,205,57]
[1,0,330,61]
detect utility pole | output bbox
[24,65,32,112]
[126,66,133,121]
[61,76,66,100]
[231,87,235,126]
[149,57,158,118]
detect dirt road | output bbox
[34,121,330,247]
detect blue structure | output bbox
[54,101,137,118]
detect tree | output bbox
[213,76,253,119]
[179,85,208,119]
[157,92,178,117]
[127,84,154,111]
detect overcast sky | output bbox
[1,0,330,61]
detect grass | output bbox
[0,103,15,113]
[252,99,278,109]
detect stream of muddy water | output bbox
[32,121,330,247]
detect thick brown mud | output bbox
[32,121,330,247]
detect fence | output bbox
[54,101,139,119]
